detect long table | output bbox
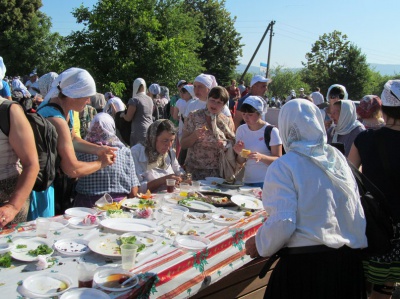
[0,191,268,298]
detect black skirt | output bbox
[264,246,366,299]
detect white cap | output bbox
[149,83,161,95]
[250,75,271,87]
[243,96,264,114]
[299,88,304,92]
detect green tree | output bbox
[0,1,65,76]
[269,66,308,100]
[301,30,370,100]
[64,0,203,97]
[184,0,243,85]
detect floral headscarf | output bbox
[38,72,58,98]
[144,119,176,169]
[85,113,125,148]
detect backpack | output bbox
[264,125,286,154]
[115,109,131,145]
[0,100,60,192]
[11,90,33,112]
[347,162,394,256]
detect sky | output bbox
[40,0,400,71]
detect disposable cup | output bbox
[191,181,201,191]
[166,179,176,193]
[121,244,138,270]
[77,263,97,288]
[95,193,113,207]
[169,209,185,230]
[36,217,50,238]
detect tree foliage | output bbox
[183,0,242,86]
[269,66,308,99]
[64,0,204,96]
[0,1,65,76]
[301,30,371,100]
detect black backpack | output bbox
[0,100,60,192]
[348,162,394,256]
[115,109,131,145]
[264,125,286,154]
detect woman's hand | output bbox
[248,152,263,163]
[165,174,183,186]
[245,236,260,259]
[97,146,117,168]
[233,140,245,154]
[0,204,19,228]
[193,127,206,141]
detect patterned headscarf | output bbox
[144,119,175,169]
[194,74,218,89]
[279,99,357,197]
[332,100,364,143]
[38,72,58,98]
[381,80,400,107]
[12,78,31,97]
[0,57,5,89]
[85,113,125,148]
[356,95,382,119]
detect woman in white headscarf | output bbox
[29,68,116,219]
[327,100,365,156]
[121,78,153,146]
[349,80,400,299]
[245,99,367,299]
[181,86,235,180]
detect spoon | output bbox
[121,274,138,286]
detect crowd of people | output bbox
[0,54,399,298]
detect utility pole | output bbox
[240,20,275,82]
[266,21,275,78]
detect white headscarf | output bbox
[0,57,5,89]
[12,78,31,97]
[182,84,195,98]
[194,74,218,89]
[38,72,58,97]
[332,100,364,142]
[381,80,400,107]
[326,84,348,101]
[279,99,357,197]
[132,78,146,97]
[44,67,96,102]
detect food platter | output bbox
[184,212,212,224]
[53,238,90,256]
[217,181,244,189]
[121,198,156,210]
[100,218,156,233]
[197,191,235,207]
[23,273,72,298]
[179,200,215,213]
[10,238,53,262]
[231,195,263,210]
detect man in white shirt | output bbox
[25,72,40,96]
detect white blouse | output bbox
[255,151,367,257]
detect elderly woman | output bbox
[74,113,140,208]
[29,68,116,219]
[181,86,235,180]
[131,119,184,193]
[246,99,367,299]
[327,100,365,156]
[322,84,348,131]
[349,80,400,299]
[121,78,153,146]
[357,95,385,129]
[0,57,39,227]
[233,96,282,188]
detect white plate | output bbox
[238,186,255,193]
[212,213,241,226]
[175,235,211,250]
[88,235,122,257]
[54,238,90,256]
[23,273,72,297]
[121,198,156,210]
[204,177,225,185]
[231,195,263,210]
[60,288,110,299]
[121,232,159,247]
[218,181,244,189]
[64,207,97,218]
[93,268,138,292]
[0,242,11,254]
[10,238,53,262]
[100,218,156,233]
[68,217,99,229]
[198,180,213,186]
[200,186,222,192]
[179,200,215,212]
[49,218,69,231]
[184,212,212,224]
[161,204,189,215]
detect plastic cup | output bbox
[36,217,50,238]
[191,181,201,191]
[95,193,113,207]
[77,263,97,288]
[166,179,176,193]
[121,244,138,270]
[169,209,184,230]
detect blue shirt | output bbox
[0,80,11,97]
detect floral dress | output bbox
[183,109,235,180]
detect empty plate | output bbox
[23,273,72,298]
[100,218,156,233]
[231,195,263,210]
[175,235,211,250]
[64,207,96,218]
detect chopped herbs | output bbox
[16,244,27,249]
[28,244,52,256]
[0,252,11,268]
